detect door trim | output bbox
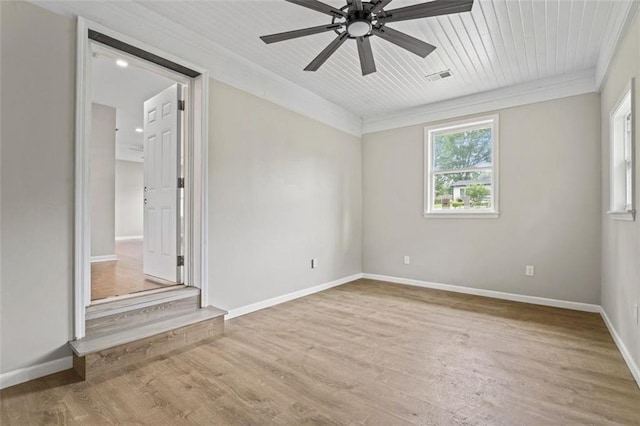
[74,17,209,339]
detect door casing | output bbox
[74,17,209,339]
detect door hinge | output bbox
[177,255,184,267]
[177,177,185,188]
[178,100,185,111]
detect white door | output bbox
[143,84,183,283]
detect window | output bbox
[609,80,635,221]
[424,115,499,218]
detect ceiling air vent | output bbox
[426,69,452,82]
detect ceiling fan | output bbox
[260,0,474,76]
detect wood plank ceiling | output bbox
[40,0,633,119]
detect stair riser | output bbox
[86,295,201,335]
[74,316,223,380]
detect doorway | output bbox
[90,46,186,302]
[75,18,209,339]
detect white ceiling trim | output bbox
[32,0,637,138]
[362,68,597,134]
[32,1,363,137]
[595,0,639,91]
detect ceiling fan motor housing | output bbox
[346,9,372,37]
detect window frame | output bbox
[608,78,636,222]
[423,114,500,219]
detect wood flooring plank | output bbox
[2,279,639,425]
[91,240,173,301]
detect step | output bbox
[70,306,227,380]
[86,286,200,320]
[86,294,201,336]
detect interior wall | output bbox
[600,11,640,371]
[90,103,116,257]
[0,0,75,375]
[208,81,362,311]
[0,1,362,377]
[362,93,602,304]
[3,0,634,387]
[115,160,144,238]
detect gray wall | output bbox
[90,103,116,257]
[600,12,640,370]
[0,1,75,374]
[115,160,144,238]
[0,1,363,375]
[208,81,362,311]
[3,0,632,383]
[362,93,602,304]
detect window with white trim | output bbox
[609,80,635,221]
[424,115,499,217]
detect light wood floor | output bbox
[2,279,639,425]
[91,240,175,301]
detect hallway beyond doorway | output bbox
[91,239,177,301]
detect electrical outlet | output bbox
[311,258,318,269]
[403,256,410,265]
[525,265,535,277]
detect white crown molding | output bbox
[34,0,633,138]
[225,273,363,320]
[0,356,73,390]
[599,307,640,389]
[362,273,601,313]
[30,0,639,138]
[362,69,597,134]
[595,1,640,91]
[31,1,363,137]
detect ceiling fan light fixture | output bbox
[347,20,371,37]
[260,0,475,75]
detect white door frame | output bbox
[74,17,209,339]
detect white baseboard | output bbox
[362,273,601,313]
[90,254,117,263]
[0,356,73,390]
[365,274,638,389]
[0,274,362,389]
[225,273,364,320]
[4,274,635,392]
[115,235,143,241]
[599,307,640,389]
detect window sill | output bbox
[607,210,636,222]
[423,211,500,219]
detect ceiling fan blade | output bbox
[304,32,349,71]
[380,0,474,23]
[260,23,343,44]
[356,36,376,76]
[285,0,347,18]
[373,26,436,57]
[353,0,363,11]
[371,0,393,14]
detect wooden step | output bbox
[71,306,227,380]
[87,286,200,319]
[86,293,201,335]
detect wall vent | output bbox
[426,69,452,81]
